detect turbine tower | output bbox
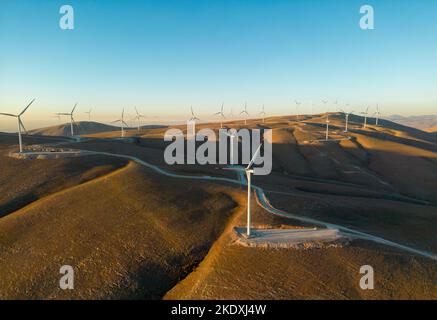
[134,107,146,132]
[244,143,262,237]
[213,102,226,128]
[226,129,238,165]
[240,102,249,125]
[57,103,77,136]
[0,98,35,153]
[189,106,200,137]
[294,100,301,121]
[111,108,128,137]
[325,113,330,141]
[361,106,370,128]
[259,104,266,123]
[374,104,381,126]
[340,105,354,133]
[85,108,92,121]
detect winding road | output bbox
[16,136,437,261]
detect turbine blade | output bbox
[19,118,28,134]
[72,103,78,114]
[20,98,36,116]
[0,113,18,117]
[246,143,262,170]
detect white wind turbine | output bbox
[244,144,262,237]
[240,102,249,125]
[294,100,301,121]
[189,106,200,136]
[340,105,354,133]
[259,104,266,123]
[85,108,92,121]
[57,103,77,136]
[325,112,330,141]
[361,106,370,128]
[133,107,146,132]
[224,143,263,237]
[111,108,128,137]
[0,98,35,153]
[374,104,381,126]
[213,102,226,128]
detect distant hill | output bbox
[386,115,437,131]
[29,121,120,136]
[425,126,437,133]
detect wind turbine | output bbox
[85,108,92,121]
[57,103,77,136]
[374,104,381,126]
[133,107,146,132]
[111,108,128,137]
[213,102,226,128]
[226,129,238,165]
[240,102,249,125]
[325,113,330,141]
[259,104,266,123]
[0,98,35,153]
[340,105,354,133]
[188,106,200,137]
[223,143,263,237]
[294,100,301,121]
[244,144,262,237]
[361,106,370,128]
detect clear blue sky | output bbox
[0,0,436,130]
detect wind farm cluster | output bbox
[1,98,383,153]
[1,94,437,300]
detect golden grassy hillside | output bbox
[0,161,242,299]
[165,203,437,300]
[1,113,437,300]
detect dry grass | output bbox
[0,161,242,299]
[1,113,437,300]
[165,206,437,300]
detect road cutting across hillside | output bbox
[10,136,437,261]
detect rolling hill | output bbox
[30,121,120,136]
[386,115,437,131]
[0,112,436,299]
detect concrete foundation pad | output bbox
[234,227,350,249]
